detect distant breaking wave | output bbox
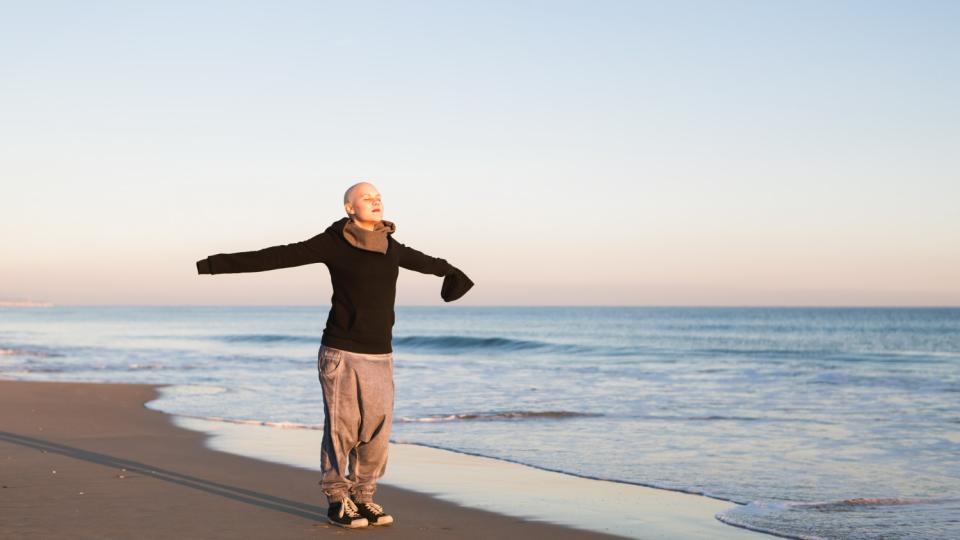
[0,346,64,358]
[395,410,601,423]
[797,496,954,508]
[190,333,960,362]
[216,334,319,344]
[207,333,591,353]
[393,335,572,352]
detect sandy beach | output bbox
[0,379,774,539]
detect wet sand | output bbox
[0,379,771,539]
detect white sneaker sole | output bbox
[328,517,369,528]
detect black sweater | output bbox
[196,217,474,353]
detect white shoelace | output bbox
[361,501,385,515]
[340,497,362,518]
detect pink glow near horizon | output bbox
[2,3,958,306]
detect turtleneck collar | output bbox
[342,218,396,254]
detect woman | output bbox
[196,182,474,528]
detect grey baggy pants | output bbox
[317,344,394,504]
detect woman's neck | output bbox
[351,217,378,231]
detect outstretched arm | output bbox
[395,241,474,302]
[196,231,332,275]
[395,241,455,276]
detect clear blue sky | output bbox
[2,1,957,305]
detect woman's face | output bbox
[347,184,383,223]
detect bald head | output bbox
[343,182,383,227]
[344,182,377,204]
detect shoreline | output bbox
[0,378,773,539]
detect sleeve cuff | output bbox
[196,258,212,275]
[441,267,474,302]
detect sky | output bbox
[1,1,958,306]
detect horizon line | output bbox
[4,304,959,309]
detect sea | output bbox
[1,306,957,540]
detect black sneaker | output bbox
[327,498,369,528]
[350,497,394,526]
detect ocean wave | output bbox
[793,496,956,509]
[215,334,319,344]
[197,333,960,363]
[0,346,65,358]
[126,362,201,371]
[395,410,601,423]
[207,333,560,353]
[394,335,653,357]
[12,366,65,373]
[172,410,599,428]
[715,501,825,540]
[393,335,561,352]
[383,338,951,364]
[715,496,959,540]
[205,333,598,355]
[640,414,836,424]
[695,347,958,363]
[173,413,323,430]
[641,414,759,422]
[211,353,302,366]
